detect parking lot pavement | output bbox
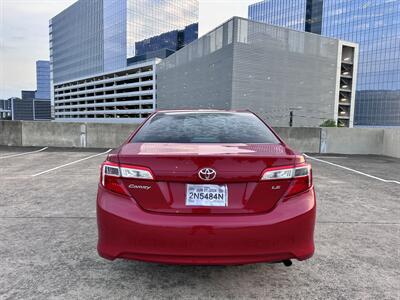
[0,148,399,299]
[0,146,47,158]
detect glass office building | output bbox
[248,0,307,31]
[50,0,198,83]
[126,0,198,59]
[133,23,198,58]
[50,0,104,84]
[249,0,400,126]
[35,60,51,100]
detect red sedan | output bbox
[97,110,316,265]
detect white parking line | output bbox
[0,147,48,159]
[31,149,112,177]
[304,154,400,185]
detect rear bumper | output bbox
[97,185,316,265]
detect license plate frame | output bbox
[185,184,228,207]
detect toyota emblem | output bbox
[198,168,217,181]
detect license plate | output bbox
[186,184,228,207]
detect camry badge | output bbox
[198,168,217,181]
[128,184,151,190]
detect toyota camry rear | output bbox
[97,110,316,265]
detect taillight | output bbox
[261,163,312,197]
[100,161,153,195]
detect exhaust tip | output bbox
[282,260,292,267]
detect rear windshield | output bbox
[131,112,280,144]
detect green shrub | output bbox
[320,119,337,127]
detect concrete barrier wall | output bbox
[321,128,384,155]
[383,128,400,158]
[0,121,399,158]
[22,121,83,148]
[0,121,22,146]
[273,127,321,153]
[86,123,139,148]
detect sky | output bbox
[0,0,259,99]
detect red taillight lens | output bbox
[100,161,153,195]
[286,168,312,196]
[261,163,312,197]
[101,162,126,195]
[103,175,126,195]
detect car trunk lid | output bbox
[117,143,297,214]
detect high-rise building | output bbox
[50,0,198,123]
[21,90,36,100]
[4,97,51,121]
[35,61,51,100]
[157,17,358,127]
[249,0,400,126]
[9,61,51,121]
[50,0,198,84]
[128,23,198,64]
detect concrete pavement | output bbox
[0,147,399,299]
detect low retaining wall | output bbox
[274,127,321,153]
[383,128,400,158]
[0,121,140,149]
[0,120,399,158]
[0,121,22,146]
[86,123,139,148]
[22,121,83,148]
[320,128,384,155]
